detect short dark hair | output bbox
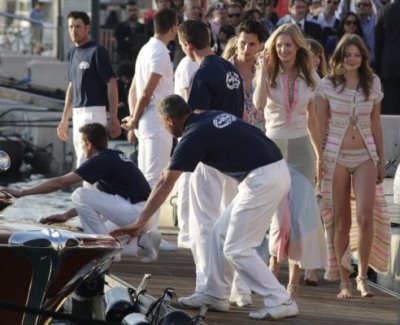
[67,11,91,25]
[178,20,209,49]
[126,0,137,6]
[154,8,177,35]
[79,123,108,150]
[237,19,266,43]
[157,95,192,119]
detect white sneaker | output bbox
[249,299,298,320]
[159,238,177,251]
[178,292,229,312]
[229,293,252,307]
[138,231,161,263]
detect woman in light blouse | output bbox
[253,23,326,299]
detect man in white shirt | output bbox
[122,8,177,250]
[174,56,200,249]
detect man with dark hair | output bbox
[58,11,121,168]
[1,123,159,263]
[122,8,177,251]
[277,0,325,45]
[111,95,298,320]
[114,0,146,64]
[237,17,267,42]
[177,19,249,307]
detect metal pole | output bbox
[90,0,99,43]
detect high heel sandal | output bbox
[356,276,374,298]
[287,284,300,300]
[337,282,352,299]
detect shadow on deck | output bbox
[110,229,399,325]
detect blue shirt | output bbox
[75,149,151,204]
[30,8,43,27]
[188,55,244,118]
[168,111,283,182]
[67,41,116,108]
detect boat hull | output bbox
[0,221,121,325]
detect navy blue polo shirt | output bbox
[75,149,151,203]
[68,41,116,108]
[188,55,244,118]
[168,111,282,182]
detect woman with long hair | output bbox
[318,34,391,299]
[325,12,364,58]
[307,38,328,78]
[253,23,326,298]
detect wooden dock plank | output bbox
[110,231,399,325]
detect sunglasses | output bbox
[327,0,340,4]
[228,13,241,18]
[356,2,371,7]
[345,20,357,25]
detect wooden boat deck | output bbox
[110,229,399,325]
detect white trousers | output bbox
[73,106,107,167]
[177,172,191,247]
[189,163,246,295]
[205,160,292,307]
[71,187,145,255]
[137,105,172,231]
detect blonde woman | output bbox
[253,23,326,298]
[318,34,391,299]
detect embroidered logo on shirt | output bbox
[79,61,90,70]
[119,153,131,162]
[226,71,241,90]
[213,113,237,128]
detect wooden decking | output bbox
[110,229,399,325]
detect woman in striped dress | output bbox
[318,34,391,299]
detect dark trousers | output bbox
[381,78,400,115]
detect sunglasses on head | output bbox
[356,2,371,7]
[228,13,241,18]
[345,20,357,25]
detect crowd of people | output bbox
[2,0,398,321]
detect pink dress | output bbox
[319,75,391,280]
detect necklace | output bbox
[350,89,358,139]
[287,74,296,105]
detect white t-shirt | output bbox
[135,37,173,107]
[174,56,199,99]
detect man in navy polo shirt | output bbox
[2,124,159,264]
[111,95,299,320]
[177,19,249,306]
[58,11,121,167]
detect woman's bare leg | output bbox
[287,262,301,298]
[332,163,353,298]
[269,255,280,278]
[352,159,376,297]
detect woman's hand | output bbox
[316,159,327,182]
[376,161,385,184]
